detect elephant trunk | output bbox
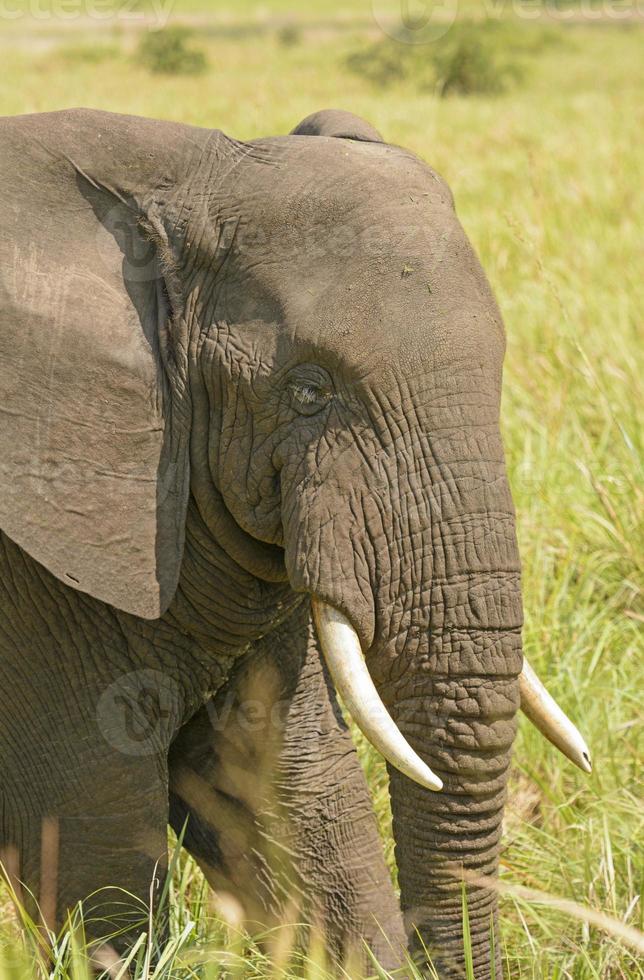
[310,440,524,975]
[315,595,521,976]
[312,496,523,974]
[377,439,524,974]
[386,607,522,979]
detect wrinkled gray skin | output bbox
[0,107,522,977]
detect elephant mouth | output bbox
[311,597,592,790]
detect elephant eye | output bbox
[287,367,334,417]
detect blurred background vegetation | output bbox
[0,0,642,976]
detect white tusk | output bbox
[520,658,592,774]
[311,599,443,792]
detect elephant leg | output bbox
[0,536,172,947]
[168,605,405,970]
[1,765,168,947]
[0,684,170,945]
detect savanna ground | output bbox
[0,1,642,977]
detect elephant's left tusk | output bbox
[520,658,592,773]
[311,598,443,792]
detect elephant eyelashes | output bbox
[287,367,334,417]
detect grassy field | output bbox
[0,2,642,977]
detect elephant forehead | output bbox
[249,133,449,202]
[222,137,505,376]
[248,228,505,378]
[242,136,454,243]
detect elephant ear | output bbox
[0,109,202,619]
[290,109,384,143]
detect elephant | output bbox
[0,105,591,978]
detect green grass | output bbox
[0,3,643,977]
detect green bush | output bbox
[137,26,208,76]
[346,19,563,97]
[277,24,302,47]
[432,22,524,96]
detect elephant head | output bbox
[0,108,590,976]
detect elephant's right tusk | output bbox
[519,658,592,773]
[311,598,443,792]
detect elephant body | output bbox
[0,107,588,977]
[0,523,401,962]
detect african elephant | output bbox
[0,106,591,977]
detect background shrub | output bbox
[346,20,562,96]
[277,23,302,47]
[137,26,208,76]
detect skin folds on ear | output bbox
[0,110,205,618]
